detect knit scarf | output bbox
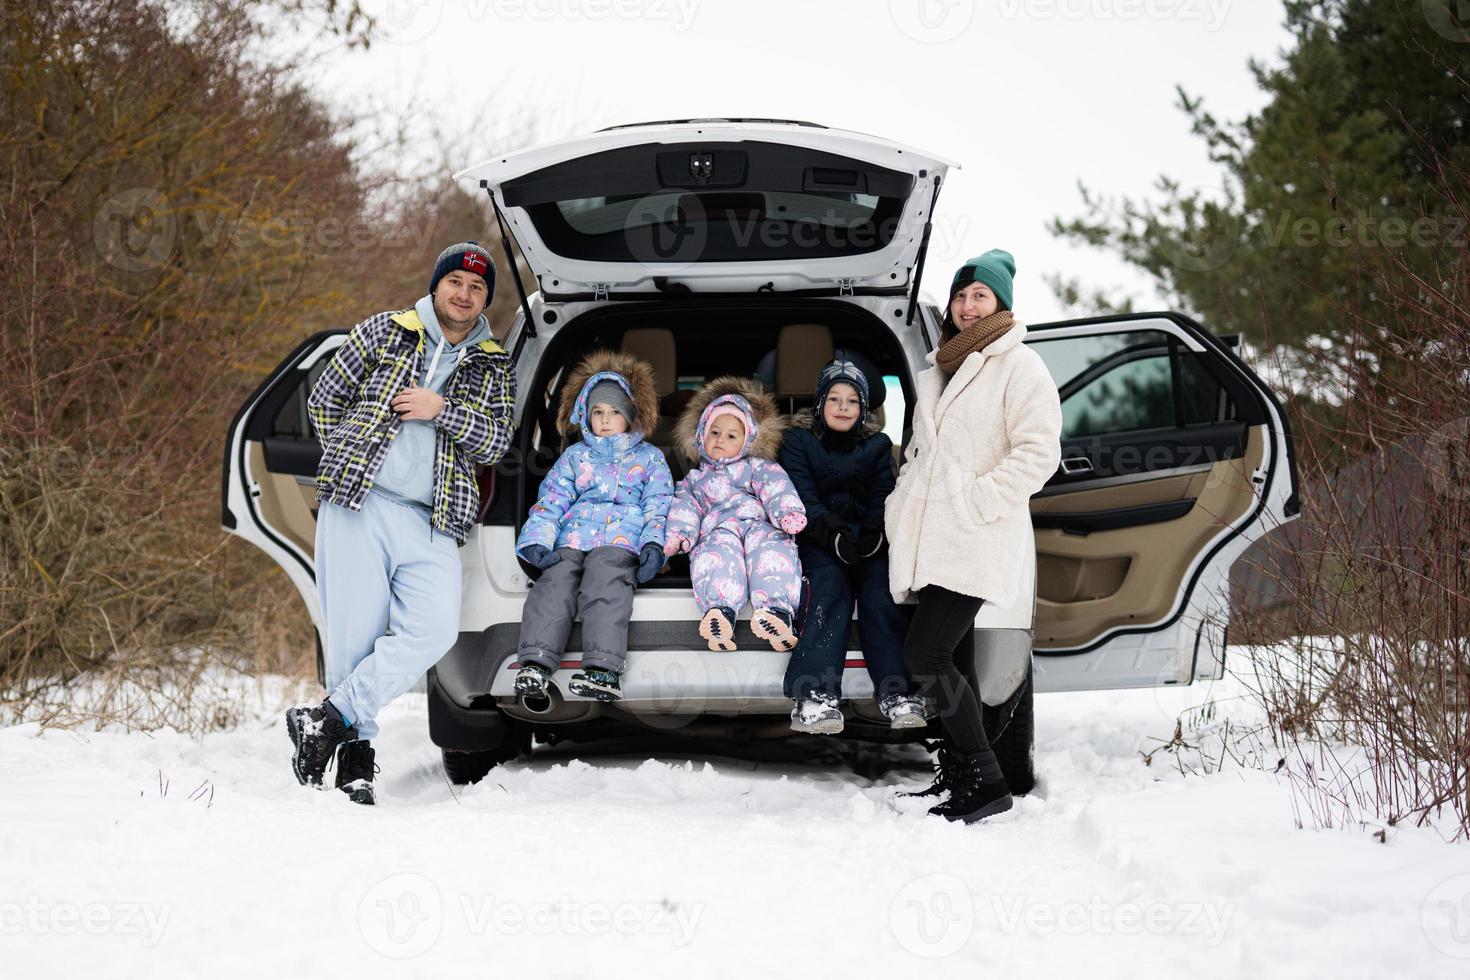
[936,309,1015,375]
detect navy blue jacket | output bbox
[778,409,896,555]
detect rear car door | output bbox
[1022,313,1299,691]
[221,331,346,673]
[454,119,955,299]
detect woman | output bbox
[886,249,1062,823]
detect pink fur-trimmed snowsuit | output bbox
[667,378,806,613]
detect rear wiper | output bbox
[653,276,693,296]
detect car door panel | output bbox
[1024,313,1295,676]
[222,330,345,642]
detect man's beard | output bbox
[434,298,479,330]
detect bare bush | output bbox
[1232,139,1470,838]
[0,0,537,732]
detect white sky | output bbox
[297,0,1292,323]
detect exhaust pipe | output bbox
[519,687,555,716]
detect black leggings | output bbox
[902,585,1002,779]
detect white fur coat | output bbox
[886,323,1063,607]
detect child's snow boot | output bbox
[568,667,622,702]
[751,606,798,652]
[789,693,844,735]
[879,693,929,730]
[699,606,738,652]
[514,662,553,698]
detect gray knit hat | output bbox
[587,379,634,423]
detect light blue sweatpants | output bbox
[315,492,461,740]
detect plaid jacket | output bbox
[307,308,516,545]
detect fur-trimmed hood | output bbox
[674,376,785,463]
[557,349,662,438]
[787,407,883,441]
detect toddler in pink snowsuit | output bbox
[665,377,807,652]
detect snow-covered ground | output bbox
[3,664,1469,979]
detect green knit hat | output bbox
[950,249,1016,311]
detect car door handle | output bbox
[1060,456,1094,475]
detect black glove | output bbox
[800,511,847,550]
[521,544,561,570]
[856,526,886,559]
[636,542,665,584]
[831,527,858,564]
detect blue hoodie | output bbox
[371,295,492,510]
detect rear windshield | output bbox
[504,141,912,264]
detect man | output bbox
[286,241,516,805]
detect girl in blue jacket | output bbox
[778,359,926,734]
[513,350,674,702]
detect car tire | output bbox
[990,665,1035,796]
[441,722,532,785]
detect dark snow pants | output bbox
[517,546,638,674]
[783,546,913,702]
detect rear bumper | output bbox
[428,621,1033,738]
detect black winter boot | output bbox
[899,742,961,799]
[568,667,622,702]
[928,752,1013,823]
[285,700,355,787]
[335,739,377,806]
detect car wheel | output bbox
[441,722,532,785]
[990,665,1035,796]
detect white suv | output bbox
[223,119,1299,789]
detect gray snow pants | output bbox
[517,545,638,674]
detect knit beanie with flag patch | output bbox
[429,240,496,298]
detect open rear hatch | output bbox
[455,119,956,298]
